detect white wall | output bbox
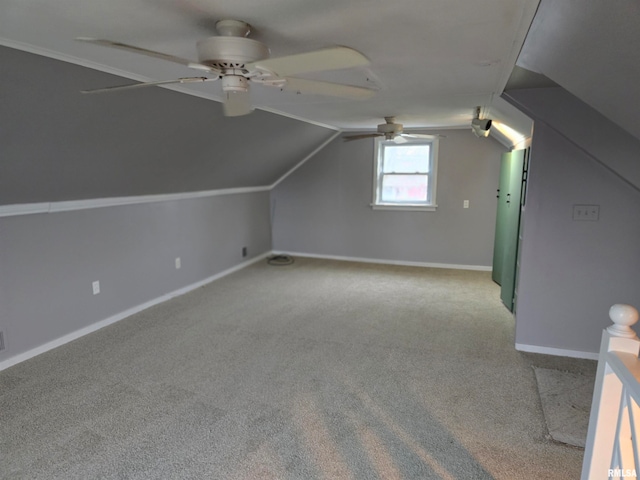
[271,130,506,268]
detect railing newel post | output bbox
[582,304,640,480]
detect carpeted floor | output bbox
[0,257,596,479]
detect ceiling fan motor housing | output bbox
[196,37,269,70]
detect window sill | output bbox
[371,204,437,212]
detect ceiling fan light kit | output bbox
[77,19,376,117]
[221,75,248,93]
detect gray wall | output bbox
[0,192,272,362]
[509,87,640,355]
[505,87,640,191]
[1,46,335,205]
[0,44,338,367]
[271,130,506,267]
[516,0,640,141]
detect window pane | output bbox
[381,175,429,203]
[382,145,430,173]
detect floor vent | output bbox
[0,331,5,352]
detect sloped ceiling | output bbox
[0,0,539,130]
[516,0,640,141]
[0,46,335,205]
[13,1,638,204]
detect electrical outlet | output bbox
[92,281,100,295]
[463,200,469,209]
[572,204,599,221]
[242,247,247,258]
[175,257,181,269]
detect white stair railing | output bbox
[582,304,640,480]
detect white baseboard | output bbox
[0,252,271,372]
[515,343,599,360]
[277,251,492,271]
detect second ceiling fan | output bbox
[77,19,376,116]
[344,117,435,143]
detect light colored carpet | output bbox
[533,367,594,448]
[1,257,595,479]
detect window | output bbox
[372,135,439,210]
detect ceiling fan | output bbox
[343,117,436,143]
[77,19,376,117]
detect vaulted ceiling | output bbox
[514,0,640,141]
[2,1,638,146]
[0,0,539,131]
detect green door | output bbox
[491,152,512,285]
[492,149,527,312]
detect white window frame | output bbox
[372,135,439,211]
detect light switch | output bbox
[572,204,599,221]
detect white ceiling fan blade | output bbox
[76,37,220,73]
[223,90,252,117]
[343,133,383,142]
[80,77,216,94]
[280,78,375,99]
[393,135,409,144]
[246,46,369,77]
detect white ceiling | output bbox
[0,0,539,130]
